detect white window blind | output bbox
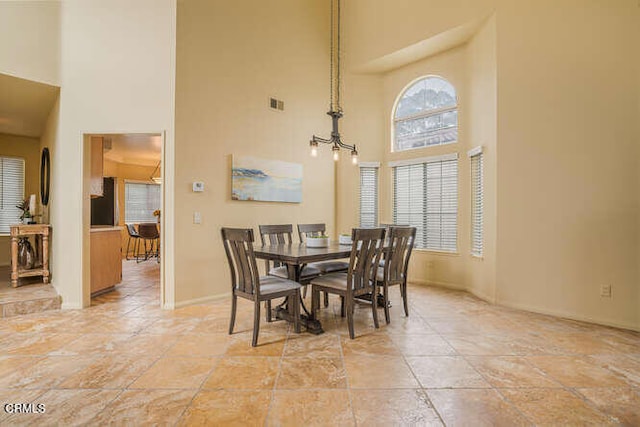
[470,150,484,256]
[0,157,25,234]
[393,158,457,251]
[125,182,160,223]
[359,165,378,228]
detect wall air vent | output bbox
[269,97,284,111]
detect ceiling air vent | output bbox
[269,97,284,111]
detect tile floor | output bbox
[0,260,639,425]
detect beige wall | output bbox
[0,1,60,85]
[466,15,497,303]
[50,0,176,309]
[494,0,640,329]
[380,46,470,290]
[340,0,639,329]
[39,95,60,278]
[174,0,337,305]
[0,133,41,266]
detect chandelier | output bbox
[309,0,358,164]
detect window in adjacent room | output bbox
[125,182,160,223]
[393,76,458,151]
[469,147,484,257]
[392,154,458,252]
[0,156,25,234]
[359,163,379,228]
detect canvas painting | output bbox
[232,156,303,203]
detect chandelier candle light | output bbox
[309,0,358,165]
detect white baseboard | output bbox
[411,280,639,332]
[497,298,640,332]
[174,293,228,309]
[61,302,83,310]
[411,278,466,291]
[466,286,495,304]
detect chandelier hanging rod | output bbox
[309,0,358,164]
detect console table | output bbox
[10,224,51,288]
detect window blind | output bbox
[125,182,160,223]
[470,151,484,256]
[0,157,25,234]
[393,158,457,251]
[359,166,378,228]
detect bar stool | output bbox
[125,224,141,260]
[137,223,159,263]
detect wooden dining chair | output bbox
[258,224,321,282]
[376,226,416,324]
[377,223,408,267]
[297,223,349,274]
[310,228,386,339]
[297,223,349,307]
[221,227,301,347]
[258,224,321,320]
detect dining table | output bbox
[253,241,352,334]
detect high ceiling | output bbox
[0,73,59,137]
[103,133,162,166]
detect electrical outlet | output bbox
[600,284,612,298]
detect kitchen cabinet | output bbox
[90,136,104,197]
[90,227,122,296]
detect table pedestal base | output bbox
[272,307,325,335]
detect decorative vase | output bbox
[18,237,35,269]
[23,218,31,224]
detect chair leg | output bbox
[383,283,391,324]
[302,285,308,298]
[265,301,272,322]
[340,296,345,317]
[229,294,237,335]
[323,292,329,308]
[293,290,301,333]
[311,288,319,320]
[346,297,355,339]
[402,281,409,317]
[252,300,261,347]
[371,285,380,329]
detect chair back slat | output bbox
[383,227,417,283]
[221,228,261,296]
[297,223,326,242]
[258,224,293,270]
[258,224,293,245]
[348,228,385,296]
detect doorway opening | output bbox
[85,133,163,308]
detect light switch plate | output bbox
[193,212,201,224]
[193,181,204,192]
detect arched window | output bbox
[393,76,458,151]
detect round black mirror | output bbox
[40,147,50,206]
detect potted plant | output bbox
[306,234,330,248]
[338,233,352,245]
[16,199,32,224]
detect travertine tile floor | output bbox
[1,260,639,425]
